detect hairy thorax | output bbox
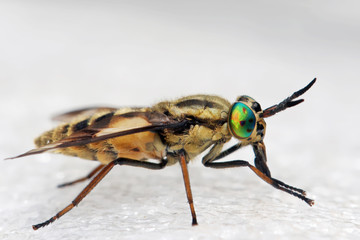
[154,95,232,165]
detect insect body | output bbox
[8,79,316,230]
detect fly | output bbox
[7,78,316,230]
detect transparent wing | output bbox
[52,107,118,122]
[8,111,186,159]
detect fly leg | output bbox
[32,158,167,230]
[57,164,105,188]
[202,142,314,206]
[178,152,198,225]
[203,159,314,206]
[32,161,116,230]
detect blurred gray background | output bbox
[0,1,359,239]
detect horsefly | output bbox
[7,78,316,230]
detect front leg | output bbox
[253,141,271,177]
[202,142,314,206]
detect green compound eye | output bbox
[229,102,256,138]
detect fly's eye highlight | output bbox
[229,102,256,138]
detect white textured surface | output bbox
[0,1,359,239]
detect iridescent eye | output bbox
[229,102,256,138]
